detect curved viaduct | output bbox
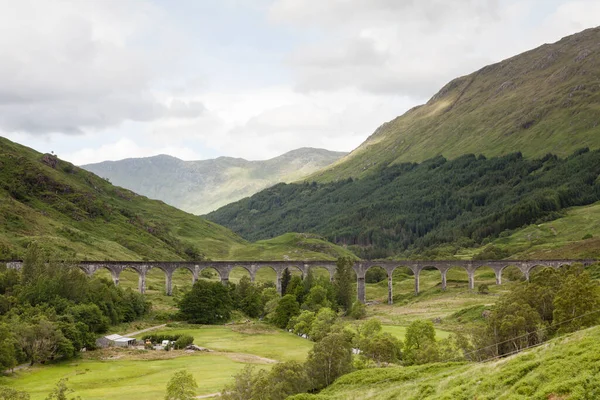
[5,259,596,304]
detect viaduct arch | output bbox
[4,259,595,304]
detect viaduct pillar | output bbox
[138,269,147,294]
[165,270,173,296]
[414,269,420,295]
[387,270,393,305]
[357,273,366,303]
[441,269,447,291]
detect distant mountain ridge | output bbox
[311,26,600,182]
[82,148,346,215]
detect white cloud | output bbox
[269,0,599,98]
[0,0,196,134]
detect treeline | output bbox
[207,149,600,258]
[465,265,600,360]
[0,244,149,372]
[177,258,359,327]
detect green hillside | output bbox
[82,148,346,215]
[292,325,600,400]
[311,27,600,182]
[208,149,600,259]
[0,137,352,261]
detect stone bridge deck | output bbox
[3,259,596,304]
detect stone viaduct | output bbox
[4,259,596,304]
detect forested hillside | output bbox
[312,27,600,182]
[83,148,346,215]
[0,137,352,261]
[208,149,600,259]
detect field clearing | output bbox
[1,352,251,400]
[136,324,314,362]
[1,324,313,400]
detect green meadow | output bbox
[0,325,313,400]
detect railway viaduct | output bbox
[4,259,596,304]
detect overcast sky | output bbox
[1,0,599,165]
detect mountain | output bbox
[291,325,600,399]
[0,137,354,261]
[82,148,346,215]
[208,27,600,260]
[312,27,600,182]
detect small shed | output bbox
[102,334,136,348]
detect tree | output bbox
[361,333,403,366]
[301,285,331,312]
[221,365,264,400]
[15,318,70,365]
[333,257,355,312]
[349,301,366,320]
[289,310,315,337]
[271,294,300,329]
[0,386,30,400]
[553,268,600,334]
[233,277,263,318]
[281,268,292,295]
[165,370,198,400]
[178,280,233,324]
[44,379,80,400]
[404,320,438,365]
[305,332,353,389]
[309,308,337,342]
[260,361,309,400]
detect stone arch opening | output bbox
[171,267,194,296]
[118,266,142,291]
[364,265,388,303]
[306,266,334,281]
[254,265,277,284]
[502,265,526,282]
[229,266,253,284]
[92,265,120,286]
[473,266,497,293]
[444,266,470,291]
[198,266,221,282]
[145,266,168,294]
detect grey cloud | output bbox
[0,0,192,135]
[271,0,518,97]
[167,100,206,119]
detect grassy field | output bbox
[0,324,313,399]
[134,324,315,362]
[293,325,600,399]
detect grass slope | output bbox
[472,201,600,260]
[83,148,346,215]
[296,325,600,400]
[0,137,352,261]
[311,26,600,182]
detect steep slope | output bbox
[292,325,600,399]
[82,148,346,215]
[208,150,600,259]
[0,137,353,261]
[312,26,600,182]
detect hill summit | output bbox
[83,148,346,215]
[313,26,600,182]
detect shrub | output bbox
[478,284,490,294]
[174,335,194,350]
[349,301,367,320]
